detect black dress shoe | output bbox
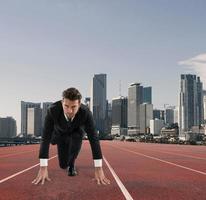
[67,166,78,176]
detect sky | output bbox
[0,0,206,134]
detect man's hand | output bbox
[32,166,51,185]
[94,167,110,185]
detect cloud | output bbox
[178,53,206,89]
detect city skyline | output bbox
[0,1,206,133]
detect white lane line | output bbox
[128,144,206,161]
[109,145,206,176]
[103,156,134,200]
[153,150,206,161]
[0,155,57,184]
[0,150,38,159]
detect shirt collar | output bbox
[64,113,74,122]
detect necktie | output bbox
[67,118,72,127]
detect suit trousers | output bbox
[57,132,83,169]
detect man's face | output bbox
[62,98,80,119]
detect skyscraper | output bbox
[197,77,204,125]
[140,103,153,134]
[203,90,206,123]
[0,117,17,138]
[105,100,112,135]
[173,106,179,124]
[127,83,143,135]
[153,109,165,120]
[143,87,152,104]
[27,107,42,137]
[90,74,107,137]
[111,96,128,135]
[179,74,204,135]
[21,101,41,137]
[165,107,175,125]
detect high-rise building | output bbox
[90,74,107,137]
[150,119,164,136]
[21,101,41,137]
[197,77,204,125]
[27,107,42,137]
[111,96,128,135]
[42,102,53,131]
[165,107,175,125]
[143,87,152,104]
[174,106,179,124]
[0,117,17,138]
[127,83,143,135]
[153,109,165,120]
[203,90,206,123]
[179,74,204,135]
[105,101,112,135]
[140,103,153,134]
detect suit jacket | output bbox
[39,100,102,160]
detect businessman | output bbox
[32,87,110,185]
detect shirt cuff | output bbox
[94,159,102,167]
[40,159,48,167]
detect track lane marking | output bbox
[151,150,206,161]
[108,144,206,176]
[0,155,57,184]
[103,156,134,200]
[123,143,206,161]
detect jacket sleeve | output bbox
[84,110,102,160]
[39,109,54,159]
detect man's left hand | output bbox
[94,167,110,185]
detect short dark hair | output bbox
[62,88,82,101]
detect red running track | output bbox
[0,141,206,200]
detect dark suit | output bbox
[39,101,102,168]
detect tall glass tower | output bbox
[111,96,128,135]
[90,74,107,136]
[179,74,204,135]
[203,90,206,123]
[127,83,143,135]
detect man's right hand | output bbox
[32,166,51,185]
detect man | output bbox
[32,87,110,185]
